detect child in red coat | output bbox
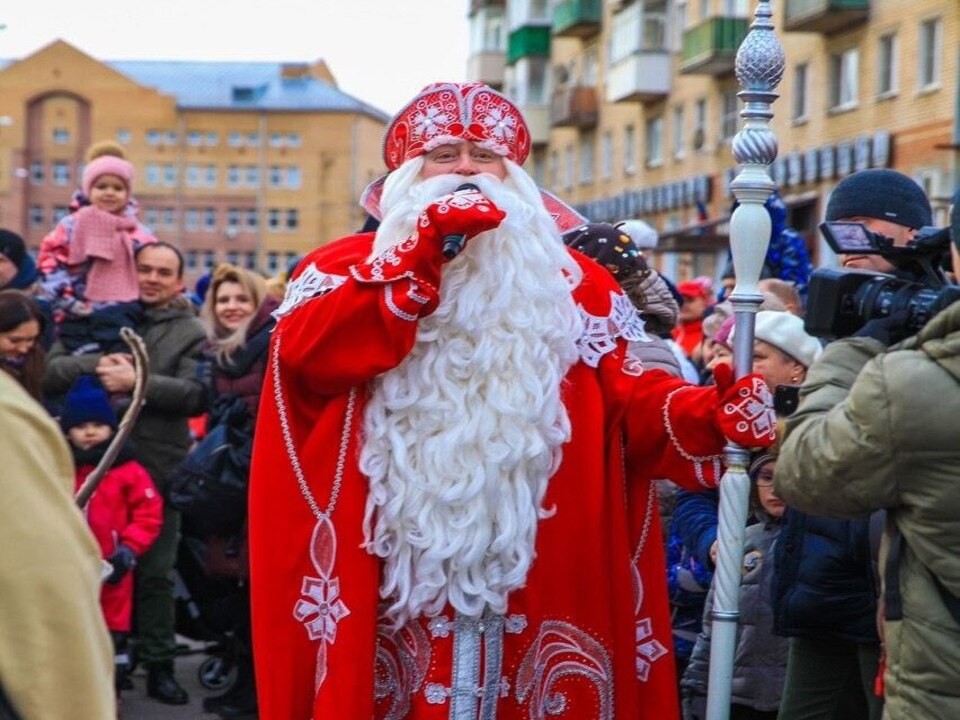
[61,375,163,694]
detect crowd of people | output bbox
[0,82,958,720]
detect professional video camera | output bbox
[804,196,960,339]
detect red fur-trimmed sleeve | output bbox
[273,233,446,396]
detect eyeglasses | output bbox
[755,472,775,488]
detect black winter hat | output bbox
[825,168,932,229]
[562,222,642,279]
[0,229,26,269]
[60,375,118,433]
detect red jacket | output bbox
[76,459,163,631]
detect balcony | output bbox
[553,0,602,39]
[470,0,504,12]
[550,86,599,128]
[606,51,671,103]
[467,51,506,87]
[680,17,749,76]
[784,0,869,35]
[507,25,551,64]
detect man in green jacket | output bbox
[776,232,960,719]
[44,242,207,705]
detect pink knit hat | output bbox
[82,156,135,198]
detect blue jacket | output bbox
[772,508,878,643]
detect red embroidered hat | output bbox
[383,82,532,171]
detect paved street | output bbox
[120,638,244,720]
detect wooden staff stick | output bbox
[75,327,150,509]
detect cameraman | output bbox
[775,173,960,720]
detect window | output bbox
[287,133,301,148]
[30,162,44,184]
[286,166,302,189]
[246,132,260,147]
[205,165,218,188]
[245,166,260,187]
[185,250,198,271]
[228,132,243,148]
[672,0,688,51]
[720,91,739,140]
[918,18,942,89]
[269,132,284,148]
[185,209,200,232]
[645,116,664,167]
[52,206,69,223]
[672,105,685,159]
[267,252,280,273]
[793,63,809,121]
[203,250,215,269]
[829,48,859,110]
[269,166,283,188]
[186,165,201,188]
[205,131,219,146]
[162,208,176,229]
[226,251,240,266]
[877,34,898,96]
[245,209,259,229]
[693,98,707,151]
[163,164,177,187]
[203,208,217,231]
[578,132,595,185]
[144,208,159,227]
[187,131,203,147]
[165,131,177,146]
[29,205,44,227]
[623,124,636,175]
[52,128,70,144]
[268,209,281,231]
[285,209,299,231]
[227,165,241,188]
[146,130,161,146]
[52,161,70,186]
[601,131,613,181]
[227,208,241,228]
[245,252,257,270]
[146,164,161,186]
[116,129,131,145]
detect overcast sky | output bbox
[0,0,471,115]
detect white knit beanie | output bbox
[732,311,823,368]
[615,219,658,250]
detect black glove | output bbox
[105,544,137,585]
[854,310,910,346]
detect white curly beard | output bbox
[359,159,584,625]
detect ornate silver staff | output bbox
[75,326,150,509]
[706,2,783,718]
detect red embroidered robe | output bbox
[249,232,731,720]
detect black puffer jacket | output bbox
[772,508,878,643]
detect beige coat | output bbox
[0,373,114,718]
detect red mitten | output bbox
[417,187,506,254]
[713,363,777,448]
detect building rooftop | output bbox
[0,56,391,120]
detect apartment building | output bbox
[0,40,389,282]
[467,0,960,280]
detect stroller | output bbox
[173,531,250,692]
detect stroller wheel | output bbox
[198,655,237,690]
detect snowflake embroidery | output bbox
[577,291,649,367]
[273,263,347,318]
[723,376,777,442]
[294,577,350,643]
[424,683,450,705]
[634,618,668,682]
[427,616,453,639]
[291,517,350,692]
[412,104,454,140]
[480,104,517,143]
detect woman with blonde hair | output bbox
[192,263,278,718]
